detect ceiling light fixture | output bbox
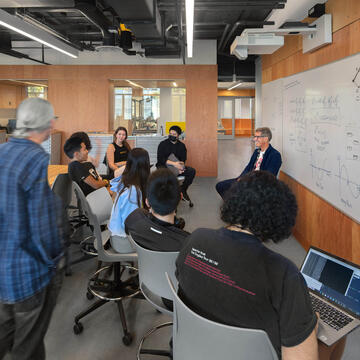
[0,9,78,58]
[126,80,144,89]
[185,0,194,58]
[227,82,243,91]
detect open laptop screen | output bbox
[300,247,360,318]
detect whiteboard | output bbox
[262,79,283,154]
[264,52,360,223]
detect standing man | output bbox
[216,127,282,198]
[156,125,196,205]
[0,98,65,359]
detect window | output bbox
[114,87,132,124]
[172,88,186,123]
[26,86,47,99]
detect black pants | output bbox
[181,166,196,191]
[0,270,63,360]
[215,177,238,199]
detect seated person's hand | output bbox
[175,162,185,171]
[114,165,126,178]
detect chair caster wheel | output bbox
[73,322,84,335]
[122,333,132,346]
[189,201,194,207]
[86,291,94,300]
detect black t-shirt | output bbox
[68,161,99,196]
[113,142,129,163]
[125,208,190,251]
[175,228,317,358]
[156,138,187,168]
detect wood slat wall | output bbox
[0,65,218,176]
[263,0,360,263]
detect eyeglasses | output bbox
[252,136,267,139]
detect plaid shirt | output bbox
[0,138,64,303]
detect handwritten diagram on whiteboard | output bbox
[279,52,360,223]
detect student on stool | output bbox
[156,125,196,207]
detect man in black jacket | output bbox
[156,125,196,204]
[216,127,282,199]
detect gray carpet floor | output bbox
[12,138,359,359]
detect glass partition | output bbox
[111,79,186,137]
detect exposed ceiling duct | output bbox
[0,0,291,80]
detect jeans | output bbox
[0,270,64,360]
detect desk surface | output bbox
[48,165,68,187]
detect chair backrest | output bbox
[73,182,137,262]
[86,187,113,225]
[51,173,73,208]
[166,274,279,360]
[128,234,179,306]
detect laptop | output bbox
[300,247,360,346]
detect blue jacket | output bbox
[240,144,282,177]
[108,175,141,237]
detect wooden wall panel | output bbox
[264,0,360,263]
[0,83,20,108]
[280,173,360,263]
[327,0,360,32]
[0,65,218,176]
[217,89,255,97]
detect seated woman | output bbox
[176,171,320,360]
[106,126,131,179]
[108,148,150,253]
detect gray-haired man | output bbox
[216,127,282,198]
[0,98,65,359]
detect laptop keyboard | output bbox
[310,294,353,331]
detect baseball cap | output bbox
[13,97,57,137]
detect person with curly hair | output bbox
[176,171,319,359]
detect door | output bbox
[217,97,235,139]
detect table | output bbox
[48,165,68,187]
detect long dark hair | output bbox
[118,148,150,208]
[113,126,131,151]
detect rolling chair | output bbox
[128,234,179,359]
[51,173,90,275]
[72,185,140,345]
[166,274,279,360]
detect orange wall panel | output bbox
[217,89,255,97]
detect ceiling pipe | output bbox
[14,9,83,51]
[175,0,185,64]
[217,24,231,51]
[264,0,326,30]
[26,0,114,45]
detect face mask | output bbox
[169,135,177,142]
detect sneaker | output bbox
[181,190,191,202]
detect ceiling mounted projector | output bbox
[231,15,331,60]
[230,31,284,60]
